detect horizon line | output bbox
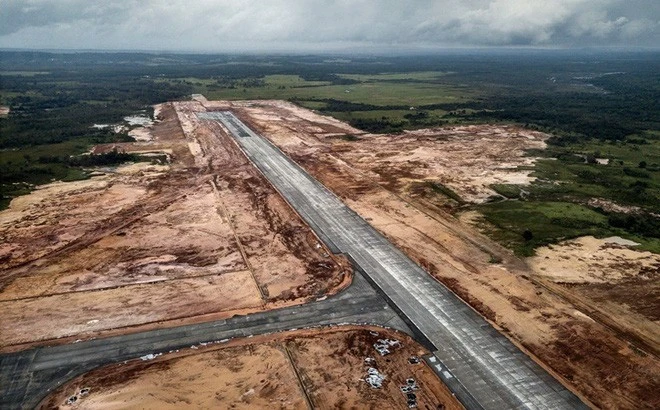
[1,45,660,56]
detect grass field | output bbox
[325,109,450,125]
[477,201,608,256]
[170,74,477,107]
[477,133,660,255]
[0,139,93,208]
[338,71,452,82]
[162,73,480,131]
[533,135,660,207]
[476,200,660,255]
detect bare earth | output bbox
[529,236,660,353]
[0,102,349,349]
[208,99,659,410]
[338,125,546,203]
[39,327,462,410]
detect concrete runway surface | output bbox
[203,111,588,410]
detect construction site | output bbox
[1,98,658,409]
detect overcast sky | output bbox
[1,0,658,52]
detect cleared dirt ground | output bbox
[211,99,659,410]
[0,102,349,349]
[40,327,461,410]
[529,236,660,353]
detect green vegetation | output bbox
[427,182,465,205]
[337,71,452,81]
[1,139,91,208]
[0,140,150,209]
[532,137,660,208]
[338,134,360,141]
[476,201,610,256]
[1,53,192,208]
[490,184,523,199]
[474,132,660,255]
[477,200,660,255]
[199,74,473,107]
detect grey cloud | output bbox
[0,0,658,51]
[0,0,140,36]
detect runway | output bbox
[204,111,588,410]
